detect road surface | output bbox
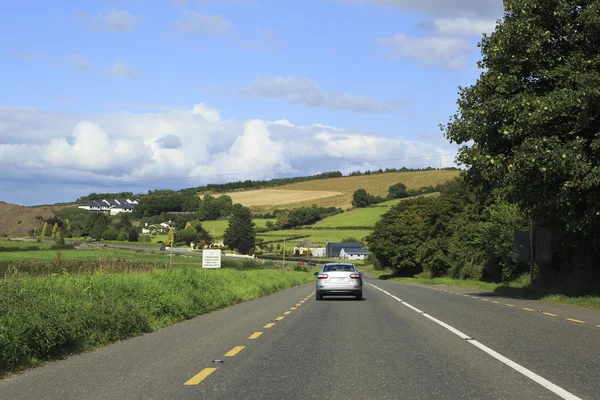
[1,277,599,399]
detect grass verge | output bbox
[387,276,600,311]
[0,268,314,374]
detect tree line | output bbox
[368,1,600,293]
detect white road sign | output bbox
[202,249,222,269]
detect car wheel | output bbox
[355,291,362,300]
[316,292,323,301]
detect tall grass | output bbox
[0,268,313,374]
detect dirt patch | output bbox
[0,202,69,236]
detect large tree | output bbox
[223,204,256,254]
[444,0,600,274]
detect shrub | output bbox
[139,235,152,243]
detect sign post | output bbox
[202,249,222,269]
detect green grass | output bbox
[0,240,55,249]
[376,192,441,207]
[387,276,600,311]
[258,229,372,251]
[203,218,274,239]
[0,268,314,374]
[312,207,388,228]
[0,248,201,264]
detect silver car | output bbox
[315,263,363,300]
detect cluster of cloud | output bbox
[238,76,406,113]
[343,0,503,69]
[0,103,456,204]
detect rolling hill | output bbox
[213,169,459,212]
[0,202,66,236]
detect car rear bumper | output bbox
[316,282,362,296]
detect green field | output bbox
[202,218,275,240]
[258,228,372,251]
[0,240,55,249]
[312,207,388,228]
[0,248,202,264]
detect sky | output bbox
[0,0,505,206]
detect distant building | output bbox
[340,247,371,261]
[141,221,173,234]
[78,199,139,215]
[311,248,326,258]
[326,242,362,258]
[294,240,316,256]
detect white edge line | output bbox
[367,283,582,400]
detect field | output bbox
[208,170,459,212]
[220,190,343,209]
[0,248,201,264]
[258,229,372,251]
[312,207,389,228]
[203,218,275,239]
[0,240,56,249]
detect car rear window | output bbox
[323,265,355,272]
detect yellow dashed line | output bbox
[263,322,276,329]
[506,304,515,307]
[566,318,585,324]
[275,316,285,321]
[284,311,291,315]
[481,299,489,302]
[290,307,297,310]
[596,325,600,328]
[300,300,305,303]
[295,303,301,307]
[492,301,501,304]
[184,368,217,385]
[543,312,558,317]
[224,346,245,357]
[522,308,536,312]
[248,332,262,339]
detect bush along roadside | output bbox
[0,268,314,374]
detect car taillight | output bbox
[350,274,361,279]
[317,274,328,279]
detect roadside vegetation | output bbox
[0,266,314,375]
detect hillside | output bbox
[215,170,459,212]
[0,202,66,236]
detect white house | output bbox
[78,199,139,215]
[294,240,316,256]
[141,221,173,234]
[340,248,370,261]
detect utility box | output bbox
[514,230,530,263]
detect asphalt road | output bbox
[1,277,599,399]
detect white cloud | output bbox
[107,61,141,81]
[176,11,233,36]
[433,17,498,37]
[91,9,142,32]
[9,52,39,61]
[334,0,503,18]
[377,34,472,70]
[0,104,457,203]
[240,76,406,113]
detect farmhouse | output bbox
[78,199,139,215]
[339,247,371,261]
[294,240,315,256]
[326,242,362,258]
[141,222,173,234]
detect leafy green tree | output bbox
[117,229,128,241]
[87,214,110,240]
[223,204,256,254]
[102,228,119,241]
[443,0,600,276]
[388,183,408,199]
[128,227,139,242]
[352,189,371,208]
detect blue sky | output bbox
[0,0,504,205]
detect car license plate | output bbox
[332,277,346,282]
